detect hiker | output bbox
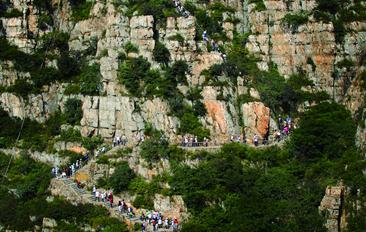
[165,218,169,229]
[51,167,56,177]
[142,221,147,232]
[211,40,218,51]
[283,125,289,135]
[203,137,208,147]
[253,134,259,146]
[95,191,100,202]
[113,136,118,147]
[121,134,127,145]
[274,130,281,142]
[278,115,283,130]
[202,30,208,42]
[173,218,179,231]
[194,136,198,147]
[109,192,113,208]
[92,185,96,198]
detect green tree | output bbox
[109,161,135,193]
[64,98,83,125]
[153,42,170,66]
[79,64,102,96]
[289,102,356,162]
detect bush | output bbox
[153,42,170,66]
[1,9,22,18]
[109,161,135,193]
[78,63,103,96]
[70,0,92,22]
[140,130,169,163]
[64,98,83,125]
[59,128,83,143]
[248,0,266,11]
[168,33,185,43]
[133,194,154,209]
[178,112,210,140]
[123,41,139,54]
[281,11,309,31]
[336,59,355,70]
[289,102,356,162]
[118,56,151,96]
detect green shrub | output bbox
[178,112,210,140]
[1,9,22,18]
[96,155,110,165]
[281,11,310,31]
[248,0,266,11]
[168,33,185,43]
[133,194,154,209]
[153,42,170,66]
[118,56,151,96]
[123,41,139,54]
[70,0,92,22]
[336,59,355,70]
[64,98,83,125]
[82,135,103,151]
[59,128,83,143]
[109,161,135,193]
[63,84,81,95]
[78,63,103,96]
[289,102,356,162]
[140,129,169,163]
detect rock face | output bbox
[81,96,179,142]
[154,194,188,221]
[319,185,346,232]
[242,102,270,140]
[202,86,241,143]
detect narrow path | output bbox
[51,177,174,232]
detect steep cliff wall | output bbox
[0,0,364,148]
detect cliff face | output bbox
[0,0,365,146]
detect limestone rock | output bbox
[202,86,241,143]
[242,102,270,139]
[153,194,188,220]
[319,185,345,232]
[81,96,179,142]
[42,218,57,230]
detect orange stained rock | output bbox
[69,146,87,154]
[204,101,228,134]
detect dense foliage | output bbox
[64,98,83,125]
[107,161,135,193]
[0,152,128,231]
[168,102,366,231]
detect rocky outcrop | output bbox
[202,86,241,143]
[0,85,70,122]
[154,194,188,221]
[81,96,179,141]
[242,101,270,140]
[319,185,346,232]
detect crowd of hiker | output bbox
[92,186,180,231]
[51,152,90,178]
[181,134,209,147]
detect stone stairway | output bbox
[53,177,175,232]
